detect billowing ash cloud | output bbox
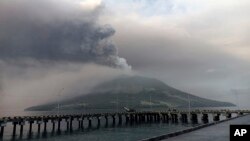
[0,0,131,70]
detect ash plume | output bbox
[0,0,131,70]
[0,0,132,111]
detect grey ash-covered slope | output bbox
[26,75,235,111]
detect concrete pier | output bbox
[0,109,249,139]
[160,114,250,141]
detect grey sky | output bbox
[1,0,250,109]
[101,0,250,108]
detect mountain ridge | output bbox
[26,75,235,111]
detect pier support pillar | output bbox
[181,114,188,123]
[202,114,209,123]
[125,115,129,124]
[130,114,134,124]
[0,121,6,138]
[57,118,62,133]
[150,114,153,123]
[191,113,198,124]
[65,118,70,131]
[140,114,145,123]
[118,115,122,125]
[146,114,149,123]
[43,119,48,134]
[97,117,101,128]
[77,118,81,129]
[171,114,178,123]
[37,120,42,134]
[213,113,220,122]
[112,115,116,126]
[135,114,138,123]
[226,113,232,119]
[163,114,169,122]
[12,121,18,137]
[19,121,25,137]
[105,116,109,127]
[70,117,73,132]
[51,120,55,133]
[80,117,84,130]
[157,114,161,122]
[28,120,34,136]
[0,126,4,138]
[88,118,92,128]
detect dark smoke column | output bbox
[0,0,131,70]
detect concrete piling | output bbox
[19,121,25,137]
[28,120,34,136]
[12,121,18,136]
[51,119,55,132]
[0,121,6,138]
[88,117,92,128]
[191,113,198,124]
[97,117,101,128]
[80,117,84,130]
[125,115,129,124]
[65,118,69,131]
[43,119,48,134]
[213,113,220,121]
[57,118,62,133]
[0,126,4,138]
[37,120,42,134]
[181,114,188,123]
[162,114,169,122]
[202,113,209,123]
[171,114,178,123]
[112,115,116,126]
[105,116,109,126]
[118,115,122,125]
[226,113,232,119]
[70,117,73,132]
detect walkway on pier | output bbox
[163,114,250,141]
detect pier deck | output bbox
[163,114,250,141]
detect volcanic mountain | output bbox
[26,75,234,111]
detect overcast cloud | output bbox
[101,0,250,108]
[1,0,250,111]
